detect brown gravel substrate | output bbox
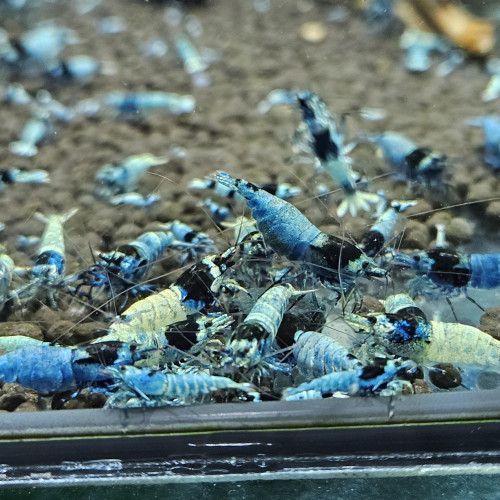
[0,0,499,409]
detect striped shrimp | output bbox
[70,229,192,308]
[347,294,500,370]
[92,247,236,349]
[14,208,77,308]
[282,358,414,401]
[105,366,258,408]
[294,91,379,217]
[213,171,386,290]
[224,283,308,370]
[292,330,362,379]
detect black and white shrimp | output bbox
[364,131,448,189]
[92,247,236,349]
[224,283,308,371]
[105,366,258,408]
[159,220,217,262]
[214,171,386,290]
[294,91,379,217]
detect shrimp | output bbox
[292,330,362,378]
[295,91,379,217]
[213,171,386,290]
[347,294,500,369]
[282,358,414,401]
[224,283,309,370]
[15,208,77,308]
[93,247,236,349]
[105,366,257,408]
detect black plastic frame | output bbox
[0,389,500,486]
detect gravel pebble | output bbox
[0,322,43,341]
[446,217,475,244]
[480,306,500,341]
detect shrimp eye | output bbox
[413,255,420,262]
[367,316,377,324]
[362,261,370,269]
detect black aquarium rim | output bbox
[0,390,500,485]
[0,389,499,440]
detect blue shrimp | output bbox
[9,114,50,157]
[106,366,257,408]
[295,91,379,217]
[200,198,231,223]
[0,167,50,188]
[214,172,386,288]
[159,220,217,262]
[108,192,161,207]
[282,358,414,401]
[19,22,79,65]
[174,33,210,87]
[466,115,500,169]
[292,330,362,379]
[399,29,448,73]
[92,247,236,349]
[49,54,100,81]
[365,131,448,187]
[393,248,500,297]
[71,230,179,306]
[103,91,195,115]
[95,153,168,198]
[15,208,77,308]
[0,342,135,394]
[224,284,308,370]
